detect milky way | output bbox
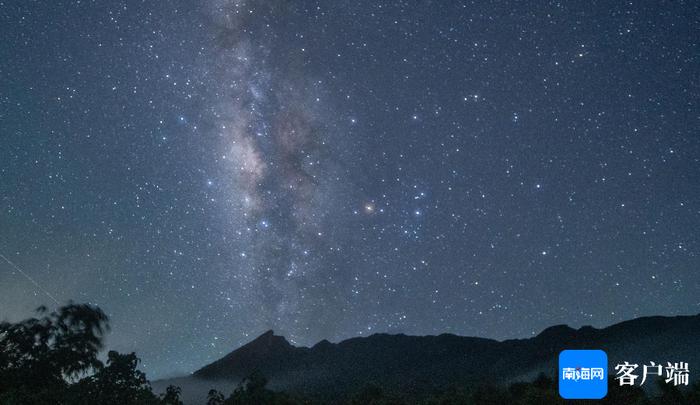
[204,0,349,341]
[1,1,699,378]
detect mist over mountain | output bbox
[153,313,700,403]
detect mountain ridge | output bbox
[154,313,700,403]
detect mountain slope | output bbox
[157,313,700,402]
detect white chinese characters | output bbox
[562,367,605,381]
[614,361,689,386]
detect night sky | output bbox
[1,1,699,378]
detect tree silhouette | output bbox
[0,302,109,404]
[0,303,179,405]
[222,371,302,405]
[161,384,184,405]
[207,389,226,405]
[71,351,160,404]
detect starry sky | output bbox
[1,1,699,378]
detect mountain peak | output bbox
[532,324,578,346]
[251,329,276,342]
[244,329,292,351]
[193,329,296,379]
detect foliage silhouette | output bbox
[221,371,302,405]
[0,303,180,405]
[206,389,226,405]
[69,351,162,404]
[0,302,109,404]
[161,385,184,405]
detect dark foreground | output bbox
[1,303,699,404]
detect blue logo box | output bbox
[558,349,608,399]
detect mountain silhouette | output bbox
[194,330,299,380]
[155,314,700,402]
